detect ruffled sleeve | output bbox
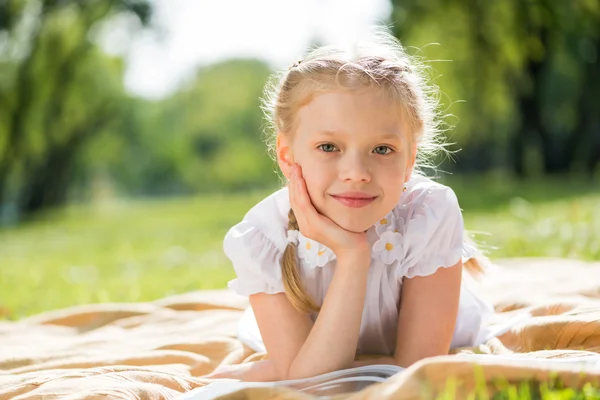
[224,219,287,296]
[396,185,467,280]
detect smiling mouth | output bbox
[330,193,377,208]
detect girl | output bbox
[209,28,493,381]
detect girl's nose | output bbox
[339,151,371,183]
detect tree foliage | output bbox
[0,0,598,223]
[105,59,275,196]
[390,0,600,175]
[0,0,151,218]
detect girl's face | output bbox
[278,89,416,233]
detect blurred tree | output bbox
[82,58,275,198]
[131,59,276,194]
[0,0,151,219]
[3,0,598,225]
[390,0,600,177]
[511,0,600,176]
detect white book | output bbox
[179,364,404,399]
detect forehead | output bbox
[294,89,409,141]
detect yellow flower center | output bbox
[385,243,394,251]
[318,250,325,256]
[380,218,388,225]
[305,241,312,250]
[394,229,399,233]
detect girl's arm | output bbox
[393,260,462,367]
[249,251,371,381]
[211,260,459,381]
[236,162,370,380]
[275,259,461,373]
[216,164,370,381]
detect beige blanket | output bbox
[2,258,600,399]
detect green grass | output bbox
[0,190,266,319]
[432,374,600,400]
[0,176,598,320]
[449,174,600,261]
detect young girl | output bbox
[208,28,494,381]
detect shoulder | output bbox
[395,175,461,220]
[225,188,290,248]
[244,187,290,225]
[399,176,459,209]
[223,188,290,296]
[393,175,466,278]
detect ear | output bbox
[276,133,294,180]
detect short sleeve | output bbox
[224,220,286,296]
[397,186,467,279]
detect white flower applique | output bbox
[374,213,395,236]
[297,233,335,268]
[372,230,403,265]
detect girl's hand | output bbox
[289,163,370,262]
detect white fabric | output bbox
[224,175,494,355]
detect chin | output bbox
[330,214,375,233]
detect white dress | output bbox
[224,175,495,356]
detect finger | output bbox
[294,164,312,211]
[291,165,311,231]
[286,165,305,229]
[294,165,324,236]
[288,166,307,230]
[288,164,298,210]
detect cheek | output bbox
[387,182,404,202]
[299,166,331,215]
[376,161,406,198]
[296,153,329,192]
[376,158,406,182]
[301,168,326,198]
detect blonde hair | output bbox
[262,27,485,314]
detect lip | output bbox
[330,192,377,208]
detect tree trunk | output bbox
[568,35,600,176]
[511,0,555,177]
[21,112,111,215]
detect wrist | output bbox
[335,250,371,268]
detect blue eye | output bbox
[318,143,337,152]
[373,146,393,155]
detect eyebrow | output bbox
[316,130,405,142]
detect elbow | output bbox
[394,350,448,369]
[394,356,412,369]
[264,359,313,381]
[266,360,291,382]
[277,368,293,382]
[265,360,296,382]
[284,363,316,381]
[282,365,306,381]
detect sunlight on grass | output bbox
[465,195,600,261]
[0,191,267,318]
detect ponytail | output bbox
[464,257,486,275]
[281,209,321,313]
[463,235,488,276]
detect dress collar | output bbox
[288,209,406,268]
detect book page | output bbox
[179,364,404,400]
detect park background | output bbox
[0,0,598,320]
